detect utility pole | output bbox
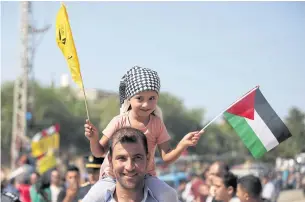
[11,2,50,170]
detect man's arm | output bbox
[62,184,79,202]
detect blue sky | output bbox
[1,2,305,121]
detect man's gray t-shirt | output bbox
[82,179,158,202]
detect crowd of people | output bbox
[1,155,104,202]
[175,161,284,202]
[3,128,302,202]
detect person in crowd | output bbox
[191,173,206,202]
[271,171,281,202]
[177,179,188,201]
[16,177,31,202]
[206,161,230,202]
[1,191,21,202]
[213,171,240,202]
[30,172,40,186]
[57,165,81,202]
[261,173,275,202]
[236,175,263,202]
[181,173,198,202]
[196,182,209,202]
[49,169,62,202]
[77,155,104,201]
[1,178,19,196]
[30,171,51,202]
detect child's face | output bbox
[129,90,158,117]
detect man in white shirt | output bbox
[261,174,275,202]
[49,169,62,202]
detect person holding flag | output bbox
[56,4,203,201]
[84,66,204,201]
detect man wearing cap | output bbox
[77,155,104,202]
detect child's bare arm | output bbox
[89,135,110,157]
[158,140,185,165]
[158,131,203,164]
[85,120,109,157]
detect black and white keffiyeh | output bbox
[119,66,161,106]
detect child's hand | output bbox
[179,130,204,148]
[191,130,203,145]
[84,119,99,140]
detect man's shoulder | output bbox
[145,186,160,202]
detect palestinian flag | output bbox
[224,87,292,158]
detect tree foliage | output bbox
[1,81,304,166]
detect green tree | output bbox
[1,82,15,163]
[273,107,305,158]
[158,92,205,153]
[98,96,120,130]
[2,80,303,166]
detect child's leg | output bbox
[81,176,116,202]
[145,175,180,202]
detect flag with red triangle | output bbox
[224,87,292,158]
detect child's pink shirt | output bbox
[99,113,171,178]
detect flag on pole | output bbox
[56,3,90,120]
[224,88,292,158]
[56,3,83,89]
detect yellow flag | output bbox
[56,3,83,89]
[37,152,57,174]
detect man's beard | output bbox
[116,173,145,190]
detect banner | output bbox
[31,124,60,157]
[36,153,57,174]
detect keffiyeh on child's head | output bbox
[119,66,163,119]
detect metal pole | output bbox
[11,2,50,170]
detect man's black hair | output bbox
[109,127,148,157]
[237,175,262,198]
[67,165,80,173]
[222,171,238,194]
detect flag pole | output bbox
[80,75,90,121]
[200,85,260,133]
